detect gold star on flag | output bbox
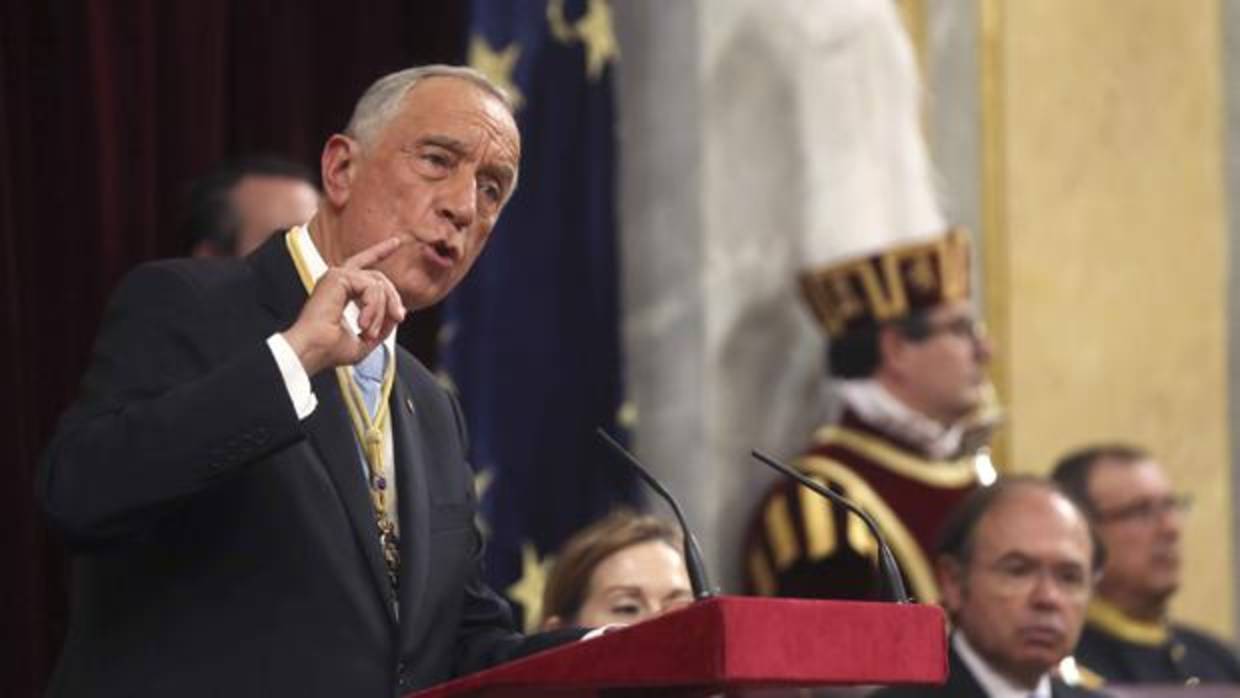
[574,0,619,81]
[468,35,524,110]
[505,542,556,632]
[472,469,495,538]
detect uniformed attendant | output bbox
[739,0,999,605]
[742,225,999,603]
[1053,445,1240,686]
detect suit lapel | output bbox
[251,234,397,624]
[307,371,398,623]
[251,233,308,325]
[392,351,432,645]
[946,644,991,698]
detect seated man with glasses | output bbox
[873,477,1106,697]
[1052,445,1240,686]
[744,228,1002,603]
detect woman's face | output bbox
[572,540,693,628]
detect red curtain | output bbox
[0,2,464,693]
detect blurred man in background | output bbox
[873,478,1105,698]
[740,0,999,605]
[182,155,319,257]
[1053,445,1240,685]
[743,227,998,603]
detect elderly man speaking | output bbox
[38,65,581,698]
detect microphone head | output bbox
[595,428,717,600]
[749,449,911,604]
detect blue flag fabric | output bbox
[444,0,638,629]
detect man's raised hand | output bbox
[282,237,407,375]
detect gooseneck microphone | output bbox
[750,450,910,604]
[595,428,717,600]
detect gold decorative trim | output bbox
[979,0,1010,470]
[764,493,800,572]
[867,253,911,321]
[284,226,316,292]
[1057,655,1106,689]
[799,476,837,560]
[287,228,401,589]
[848,500,878,560]
[798,456,939,602]
[1076,663,1106,690]
[1086,599,1169,647]
[799,227,972,338]
[812,425,980,488]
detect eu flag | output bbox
[443,0,638,630]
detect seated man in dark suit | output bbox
[39,65,583,698]
[1053,445,1240,686]
[873,478,1107,698]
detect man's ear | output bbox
[877,324,910,376]
[320,134,361,208]
[936,555,966,614]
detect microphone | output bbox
[595,428,717,600]
[750,450,910,604]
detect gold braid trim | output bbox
[797,456,939,602]
[285,228,399,527]
[1086,598,1170,647]
[812,425,979,488]
[799,227,972,337]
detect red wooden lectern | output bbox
[408,596,947,698]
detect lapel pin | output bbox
[405,398,415,414]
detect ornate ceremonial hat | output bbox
[800,227,972,339]
[789,0,973,340]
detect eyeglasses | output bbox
[906,315,988,343]
[1094,494,1192,526]
[982,556,1092,601]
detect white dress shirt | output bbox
[953,632,1052,698]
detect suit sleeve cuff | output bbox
[266,333,317,420]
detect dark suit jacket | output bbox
[870,643,1109,698]
[1075,620,1240,685]
[38,235,578,698]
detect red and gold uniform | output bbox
[743,228,997,602]
[744,408,991,602]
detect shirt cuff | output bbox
[580,624,623,641]
[266,333,317,420]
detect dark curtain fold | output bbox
[0,2,465,693]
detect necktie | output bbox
[352,344,400,592]
[353,345,387,419]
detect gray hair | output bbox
[344,64,516,145]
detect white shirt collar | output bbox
[953,632,1052,698]
[293,224,397,356]
[837,379,964,459]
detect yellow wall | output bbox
[980,0,1233,638]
